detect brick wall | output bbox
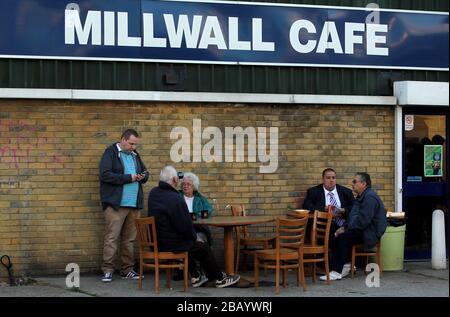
[0,100,394,278]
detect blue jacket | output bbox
[347,187,387,250]
[148,181,197,252]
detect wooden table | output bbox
[286,209,340,219]
[195,215,275,275]
[286,210,313,219]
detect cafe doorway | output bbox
[403,108,449,260]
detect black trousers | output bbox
[328,222,340,251]
[332,229,363,273]
[188,241,222,281]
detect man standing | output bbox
[99,129,149,282]
[148,165,240,288]
[321,172,387,281]
[303,168,355,236]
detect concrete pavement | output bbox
[0,261,448,298]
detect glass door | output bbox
[403,108,449,260]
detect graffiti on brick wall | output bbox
[0,119,66,169]
[0,177,19,188]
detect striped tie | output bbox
[328,192,345,227]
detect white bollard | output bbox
[431,209,447,269]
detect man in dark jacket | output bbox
[303,168,355,239]
[148,165,240,288]
[99,129,149,282]
[320,172,387,281]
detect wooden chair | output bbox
[351,241,382,278]
[302,210,333,287]
[254,216,308,294]
[134,217,189,293]
[287,209,314,246]
[286,209,311,219]
[350,208,387,278]
[231,205,276,274]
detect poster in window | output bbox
[424,145,443,177]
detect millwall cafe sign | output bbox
[0,0,448,70]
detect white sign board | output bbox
[405,115,414,131]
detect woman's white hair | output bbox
[159,165,177,183]
[181,172,200,191]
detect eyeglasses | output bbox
[352,179,361,184]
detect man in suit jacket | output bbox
[303,168,355,239]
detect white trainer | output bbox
[341,263,357,278]
[341,263,351,278]
[320,271,342,281]
[191,274,208,287]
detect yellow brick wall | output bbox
[0,100,395,278]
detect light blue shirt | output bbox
[119,150,139,207]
